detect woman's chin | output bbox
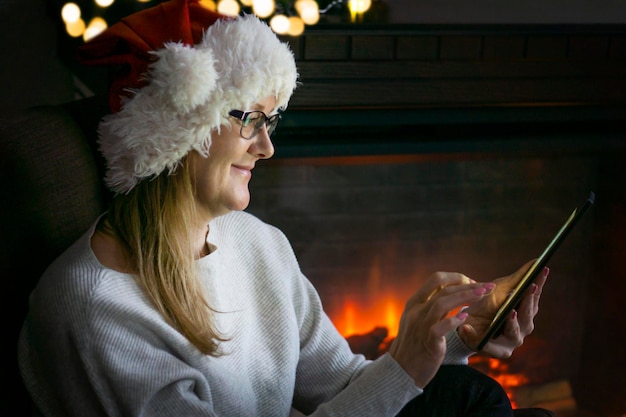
[228,194,251,212]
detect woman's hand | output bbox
[389,272,495,388]
[457,260,549,358]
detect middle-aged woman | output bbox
[18,1,553,416]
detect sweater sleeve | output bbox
[443,329,475,365]
[290,275,422,416]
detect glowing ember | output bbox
[469,356,529,409]
[332,296,531,409]
[332,295,403,338]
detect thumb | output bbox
[457,323,480,348]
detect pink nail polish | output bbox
[473,287,486,296]
[483,283,496,291]
[456,311,468,320]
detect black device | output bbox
[475,191,595,351]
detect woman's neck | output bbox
[91,227,132,273]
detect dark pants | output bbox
[397,365,555,417]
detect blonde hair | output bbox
[101,156,227,356]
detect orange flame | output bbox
[333,295,403,338]
[468,357,530,409]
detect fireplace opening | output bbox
[246,137,626,417]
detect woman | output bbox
[18,1,552,416]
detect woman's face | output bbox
[189,95,276,220]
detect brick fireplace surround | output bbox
[244,24,626,417]
[72,22,626,417]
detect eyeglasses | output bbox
[228,110,281,140]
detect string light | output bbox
[84,16,108,41]
[61,2,81,24]
[217,0,240,15]
[251,0,275,19]
[60,0,371,39]
[94,0,115,7]
[348,0,371,22]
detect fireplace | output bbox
[63,20,626,417]
[240,23,626,417]
[246,133,625,417]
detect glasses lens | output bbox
[266,114,280,136]
[240,111,263,139]
[234,110,280,139]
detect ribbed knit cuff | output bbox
[443,329,475,365]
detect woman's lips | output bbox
[232,164,253,177]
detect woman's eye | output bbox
[245,116,262,125]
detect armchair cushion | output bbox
[0,96,110,414]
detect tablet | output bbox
[475,191,595,351]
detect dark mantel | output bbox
[281,23,626,109]
[265,23,626,158]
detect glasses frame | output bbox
[228,110,281,140]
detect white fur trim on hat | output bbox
[98,14,298,194]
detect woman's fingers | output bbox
[391,272,496,387]
[416,272,474,303]
[515,266,549,336]
[478,266,550,357]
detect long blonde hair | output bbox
[100,156,227,356]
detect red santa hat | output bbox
[77,0,298,194]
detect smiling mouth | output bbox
[232,165,253,176]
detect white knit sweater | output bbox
[18,210,473,416]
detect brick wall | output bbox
[246,153,598,386]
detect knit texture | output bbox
[18,211,472,416]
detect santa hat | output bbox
[77,0,298,194]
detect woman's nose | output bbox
[251,125,275,159]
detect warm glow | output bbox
[333,295,403,338]
[384,297,399,330]
[343,302,358,336]
[239,0,253,5]
[65,18,86,37]
[286,16,305,36]
[467,357,531,409]
[198,0,216,11]
[217,0,240,16]
[252,0,275,18]
[330,257,407,339]
[348,0,371,22]
[136,0,151,3]
[295,0,319,25]
[348,0,371,13]
[88,16,107,31]
[83,17,108,41]
[95,0,115,7]
[61,2,81,23]
[269,14,290,34]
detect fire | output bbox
[331,295,530,408]
[331,254,407,338]
[333,295,403,338]
[329,256,530,409]
[469,356,529,409]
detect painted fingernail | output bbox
[456,311,469,320]
[531,283,539,294]
[473,287,487,296]
[483,283,496,292]
[544,267,550,277]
